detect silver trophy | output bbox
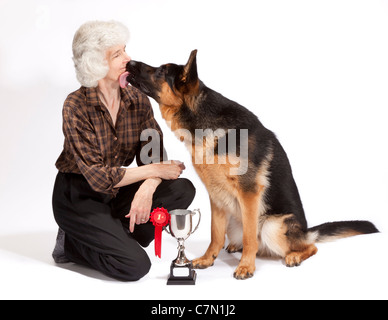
[165,209,201,285]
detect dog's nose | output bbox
[127,60,139,70]
[125,60,137,71]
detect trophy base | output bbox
[167,262,197,285]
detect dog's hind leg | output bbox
[261,214,318,266]
[192,199,227,269]
[285,244,318,267]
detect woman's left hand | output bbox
[125,178,161,233]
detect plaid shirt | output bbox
[55,86,164,197]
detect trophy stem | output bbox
[174,239,191,267]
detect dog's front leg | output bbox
[233,191,261,279]
[192,199,227,269]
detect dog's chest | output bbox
[193,162,241,217]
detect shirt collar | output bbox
[120,87,138,110]
[84,86,101,109]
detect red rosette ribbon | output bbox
[150,207,170,258]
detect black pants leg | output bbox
[52,172,195,281]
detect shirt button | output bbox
[114,136,118,141]
[114,155,118,159]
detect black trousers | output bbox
[52,172,195,281]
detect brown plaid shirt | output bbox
[55,86,164,197]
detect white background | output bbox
[0,0,387,300]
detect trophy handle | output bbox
[191,209,201,235]
[164,225,171,234]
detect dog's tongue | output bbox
[119,71,130,88]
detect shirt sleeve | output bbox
[136,94,167,166]
[62,104,125,197]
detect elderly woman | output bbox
[52,21,195,281]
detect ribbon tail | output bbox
[155,226,162,258]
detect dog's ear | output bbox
[181,49,198,85]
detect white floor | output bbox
[1,160,387,300]
[0,219,387,300]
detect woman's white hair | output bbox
[72,20,130,87]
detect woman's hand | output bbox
[125,178,161,233]
[152,160,186,180]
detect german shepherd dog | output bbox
[122,50,378,279]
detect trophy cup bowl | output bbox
[165,209,201,285]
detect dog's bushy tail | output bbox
[307,220,379,243]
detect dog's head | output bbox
[121,50,199,108]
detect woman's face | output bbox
[104,44,131,83]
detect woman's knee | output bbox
[125,257,151,282]
[171,178,196,208]
[100,251,151,282]
[153,178,196,211]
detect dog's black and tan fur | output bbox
[125,50,378,279]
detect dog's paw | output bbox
[285,252,302,267]
[192,255,216,269]
[233,264,255,280]
[225,243,242,253]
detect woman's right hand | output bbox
[152,160,186,180]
